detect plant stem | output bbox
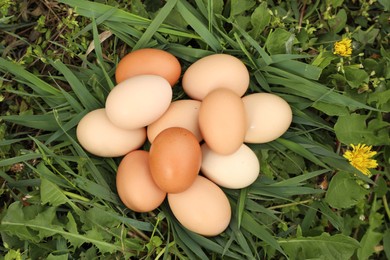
[383,195,390,221]
[268,199,313,210]
[63,191,90,202]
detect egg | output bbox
[116,150,166,212]
[242,93,292,143]
[115,48,181,86]
[76,109,146,157]
[168,175,231,236]
[149,127,201,193]
[147,99,202,143]
[105,75,172,130]
[182,54,250,100]
[199,88,247,155]
[201,143,260,189]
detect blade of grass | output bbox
[273,169,330,186]
[133,0,178,50]
[241,212,285,256]
[176,0,222,52]
[91,18,115,90]
[275,138,329,168]
[50,60,102,110]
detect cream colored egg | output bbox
[147,100,202,143]
[199,88,247,155]
[201,143,260,189]
[182,54,250,100]
[168,176,231,236]
[243,93,292,143]
[105,75,172,130]
[76,109,146,157]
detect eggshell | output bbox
[147,100,202,143]
[76,109,146,157]
[182,54,250,100]
[199,88,247,155]
[242,93,292,143]
[168,175,231,236]
[201,143,260,189]
[105,75,172,130]
[116,150,166,212]
[149,127,201,193]
[115,48,181,86]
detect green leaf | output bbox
[0,202,39,243]
[176,0,221,51]
[279,233,360,260]
[133,0,178,50]
[265,28,295,55]
[378,0,390,10]
[40,178,70,207]
[334,113,390,146]
[384,230,390,259]
[313,101,349,116]
[328,9,347,33]
[344,66,369,89]
[325,172,369,209]
[230,0,255,17]
[50,60,102,111]
[250,2,270,39]
[65,212,84,248]
[358,230,383,260]
[241,212,285,256]
[353,28,380,45]
[46,254,69,260]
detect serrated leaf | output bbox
[40,178,70,207]
[230,0,255,17]
[65,212,84,248]
[357,230,383,260]
[250,2,270,39]
[279,233,360,260]
[265,28,296,55]
[0,202,39,243]
[328,9,347,33]
[334,113,390,146]
[325,172,369,209]
[27,207,64,240]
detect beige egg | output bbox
[168,176,231,236]
[199,88,247,155]
[76,109,146,157]
[147,100,202,143]
[242,93,292,143]
[116,150,166,212]
[201,143,260,189]
[105,75,172,130]
[182,54,250,100]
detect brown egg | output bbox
[147,99,202,143]
[168,175,231,236]
[149,127,201,193]
[198,88,247,155]
[115,48,181,86]
[116,150,166,212]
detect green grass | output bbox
[1,0,389,259]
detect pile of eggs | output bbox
[76,48,293,236]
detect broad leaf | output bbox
[325,172,369,209]
[279,233,360,260]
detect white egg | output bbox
[200,143,260,189]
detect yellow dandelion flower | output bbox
[343,144,378,176]
[333,38,353,57]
